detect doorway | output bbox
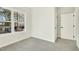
[57,7,76,40]
[60,13,74,40]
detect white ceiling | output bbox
[5,7,30,12]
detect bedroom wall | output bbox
[31,7,57,42]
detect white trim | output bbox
[31,35,55,43]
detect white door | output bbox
[61,13,74,40]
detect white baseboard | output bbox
[31,35,55,43]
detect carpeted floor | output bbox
[0,37,78,51]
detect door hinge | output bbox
[73,14,75,16]
[73,36,75,38]
[73,25,75,27]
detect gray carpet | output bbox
[0,37,78,51]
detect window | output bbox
[14,11,25,32]
[0,7,25,34]
[0,7,11,34]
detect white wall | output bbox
[31,7,57,42]
[0,7,31,48]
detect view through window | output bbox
[0,7,25,34]
[0,7,11,34]
[14,12,24,32]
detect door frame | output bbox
[60,13,74,40]
[56,8,76,41]
[75,8,79,48]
